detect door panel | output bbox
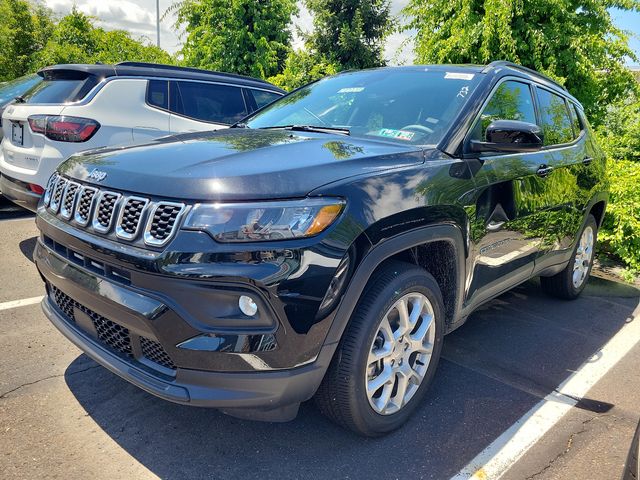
[464,80,553,303]
[533,88,585,262]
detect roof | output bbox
[37,62,285,93]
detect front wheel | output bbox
[315,261,444,436]
[541,214,598,300]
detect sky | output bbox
[43,0,640,67]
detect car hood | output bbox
[59,129,426,201]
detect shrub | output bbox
[599,159,640,273]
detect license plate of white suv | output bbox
[11,122,23,146]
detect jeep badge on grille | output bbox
[88,169,107,182]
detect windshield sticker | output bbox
[338,87,365,93]
[377,128,415,141]
[445,72,475,80]
[425,117,439,124]
[457,85,470,98]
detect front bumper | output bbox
[36,239,333,416]
[0,174,40,211]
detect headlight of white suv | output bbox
[183,198,345,242]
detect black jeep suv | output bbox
[34,61,607,436]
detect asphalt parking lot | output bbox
[1,201,639,480]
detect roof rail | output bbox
[115,61,272,85]
[482,60,567,91]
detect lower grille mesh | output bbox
[50,286,175,371]
[140,337,176,370]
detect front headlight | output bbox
[183,198,345,242]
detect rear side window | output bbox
[248,89,281,109]
[22,73,98,104]
[536,88,574,146]
[170,81,248,124]
[147,80,168,110]
[471,80,536,141]
[568,103,583,137]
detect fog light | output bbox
[239,295,258,317]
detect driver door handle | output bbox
[536,165,554,178]
[582,156,593,165]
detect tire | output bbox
[315,260,445,437]
[540,214,598,300]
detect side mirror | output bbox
[470,120,543,153]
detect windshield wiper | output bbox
[260,125,351,136]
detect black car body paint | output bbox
[34,63,608,421]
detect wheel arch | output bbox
[323,224,466,346]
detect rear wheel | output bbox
[541,214,598,300]
[315,261,444,436]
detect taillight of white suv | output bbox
[28,115,100,143]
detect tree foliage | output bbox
[0,0,53,81]
[0,3,173,81]
[271,0,392,91]
[268,49,339,90]
[305,0,392,70]
[173,0,297,79]
[403,0,640,124]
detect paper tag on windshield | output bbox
[377,128,415,141]
[338,87,364,93]
[444,72,475,80]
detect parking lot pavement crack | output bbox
[0,364,100,400]
[523,415,603,480]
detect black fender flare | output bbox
[323,223,466,346]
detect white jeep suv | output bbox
[0,62,284,211]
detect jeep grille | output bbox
[43,175,185,247]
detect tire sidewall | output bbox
[349,269,445,435]
[567,215,598,297]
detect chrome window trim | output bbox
[143,201,186,247]
[92,190,122,234]
[115,195,150,241]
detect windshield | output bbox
[246,68,481,145]
[0,74,42,107]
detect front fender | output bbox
[323,223,466,346]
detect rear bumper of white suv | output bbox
[0,173,40,211]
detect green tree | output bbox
[35,8,173,69]
[272,0,392,90]
[268,49,338,90]
[403,0,640,124]
[0,0,54,80]
[173,0,297,79]
[305,0,391,70]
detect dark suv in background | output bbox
[34,61,607,436]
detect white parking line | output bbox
[0,296,44,311]
[451,304,640,480]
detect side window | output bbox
[147,80,168,110]
[248,89,281,109]
[170,81,248,124]
[471,80,536,141]
[568,103,583,138]
[536,88,574,146]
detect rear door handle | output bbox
[536,165,554,178]
[582,156,593,165]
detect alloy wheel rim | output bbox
[572,226,594,289]
[365,292,436,415]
